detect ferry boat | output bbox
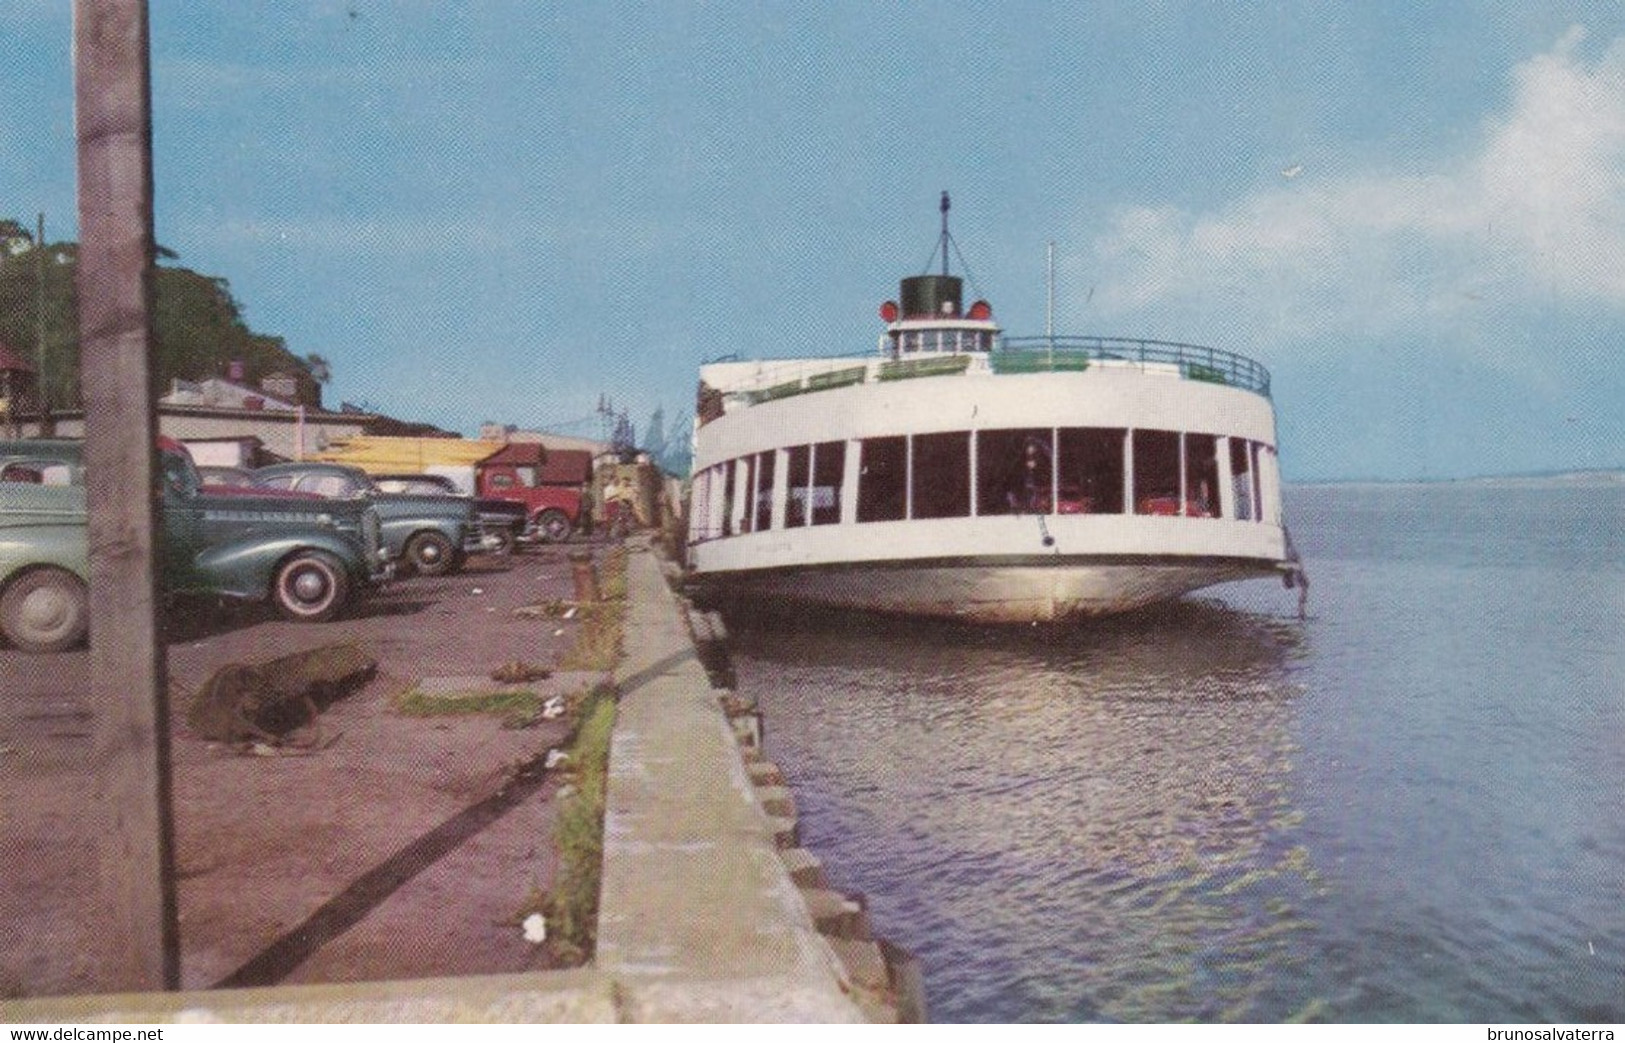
[685,195,1303,623]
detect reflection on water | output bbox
[730,600,1320,1022]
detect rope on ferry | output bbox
[1036,513,1056,550]
[1282,525,1309,620]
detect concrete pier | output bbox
[594,545,865,1021]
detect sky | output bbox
[5,2,1625,480]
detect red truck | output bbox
[427,443,592,544]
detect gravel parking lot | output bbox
[0,544,603,998]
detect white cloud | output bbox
[1085,28,1625,348]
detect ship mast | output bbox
[939,190,951,276]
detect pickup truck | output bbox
[0,439,391,652]
[252,461,497,576]
[424,448,590,544]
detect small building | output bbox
[161,377,299,413]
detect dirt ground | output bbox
[0,544,607,999]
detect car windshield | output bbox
[200,468,255,487]
[160,452,199,496]
[376,477,445,495]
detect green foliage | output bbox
[0,221,323,409]
[545,681,618,963]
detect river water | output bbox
[726,483,1625,1022]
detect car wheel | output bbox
[405,531,456,576]
[537,509,572,543]
[273,551,349,623]
[0,567,89,653]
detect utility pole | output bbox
[74,0,179,992]
[35,212,49,427]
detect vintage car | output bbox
[252,461,498,575]
[0,439,391,652]
[371,472,528,556]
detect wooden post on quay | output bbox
[569,549,601,603]
[75,0,179,992]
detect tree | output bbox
[0,217,326,408]
[303,353,332,384]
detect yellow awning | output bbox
[312,435,506,474]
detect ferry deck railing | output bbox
[999,336,1271,396]
[711,335,1271,415]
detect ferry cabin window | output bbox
[720,459,736,537]
[1132,429,1181,515]
[701,463,727,542]
[785,444,812,527]
[811,440,845,525]
[736,455,757,534]
[1056,428,1125,514]
[1230,438,1254,521]
[754,449,775,531]
[688,467,707,540]
[692,465,712,541]
[857,436,907,522]
[1251,441,1266,524]
[1184,433,1219,518]
[977,429,1052,515]
[911,431,971,519]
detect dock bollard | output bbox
[568,550,600,603]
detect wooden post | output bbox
[75,0,179,992]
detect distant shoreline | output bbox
[1290,470,1625,489]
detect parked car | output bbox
[0,439,391,652]
[372,473,528,556]
[252,461,497,576]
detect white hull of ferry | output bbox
[690,557,1276,623]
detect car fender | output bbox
[189,532,371,600]
[381,518,467,558]
[0,524,91,590]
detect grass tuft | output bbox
[394,688,541,719]
[541,681,618,964]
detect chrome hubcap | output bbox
[292,569,329,603]
[22,588,70,631]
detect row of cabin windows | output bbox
[690,428,1277,541]
[893,329,994,355]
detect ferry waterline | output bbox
[685,196,1303,623]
